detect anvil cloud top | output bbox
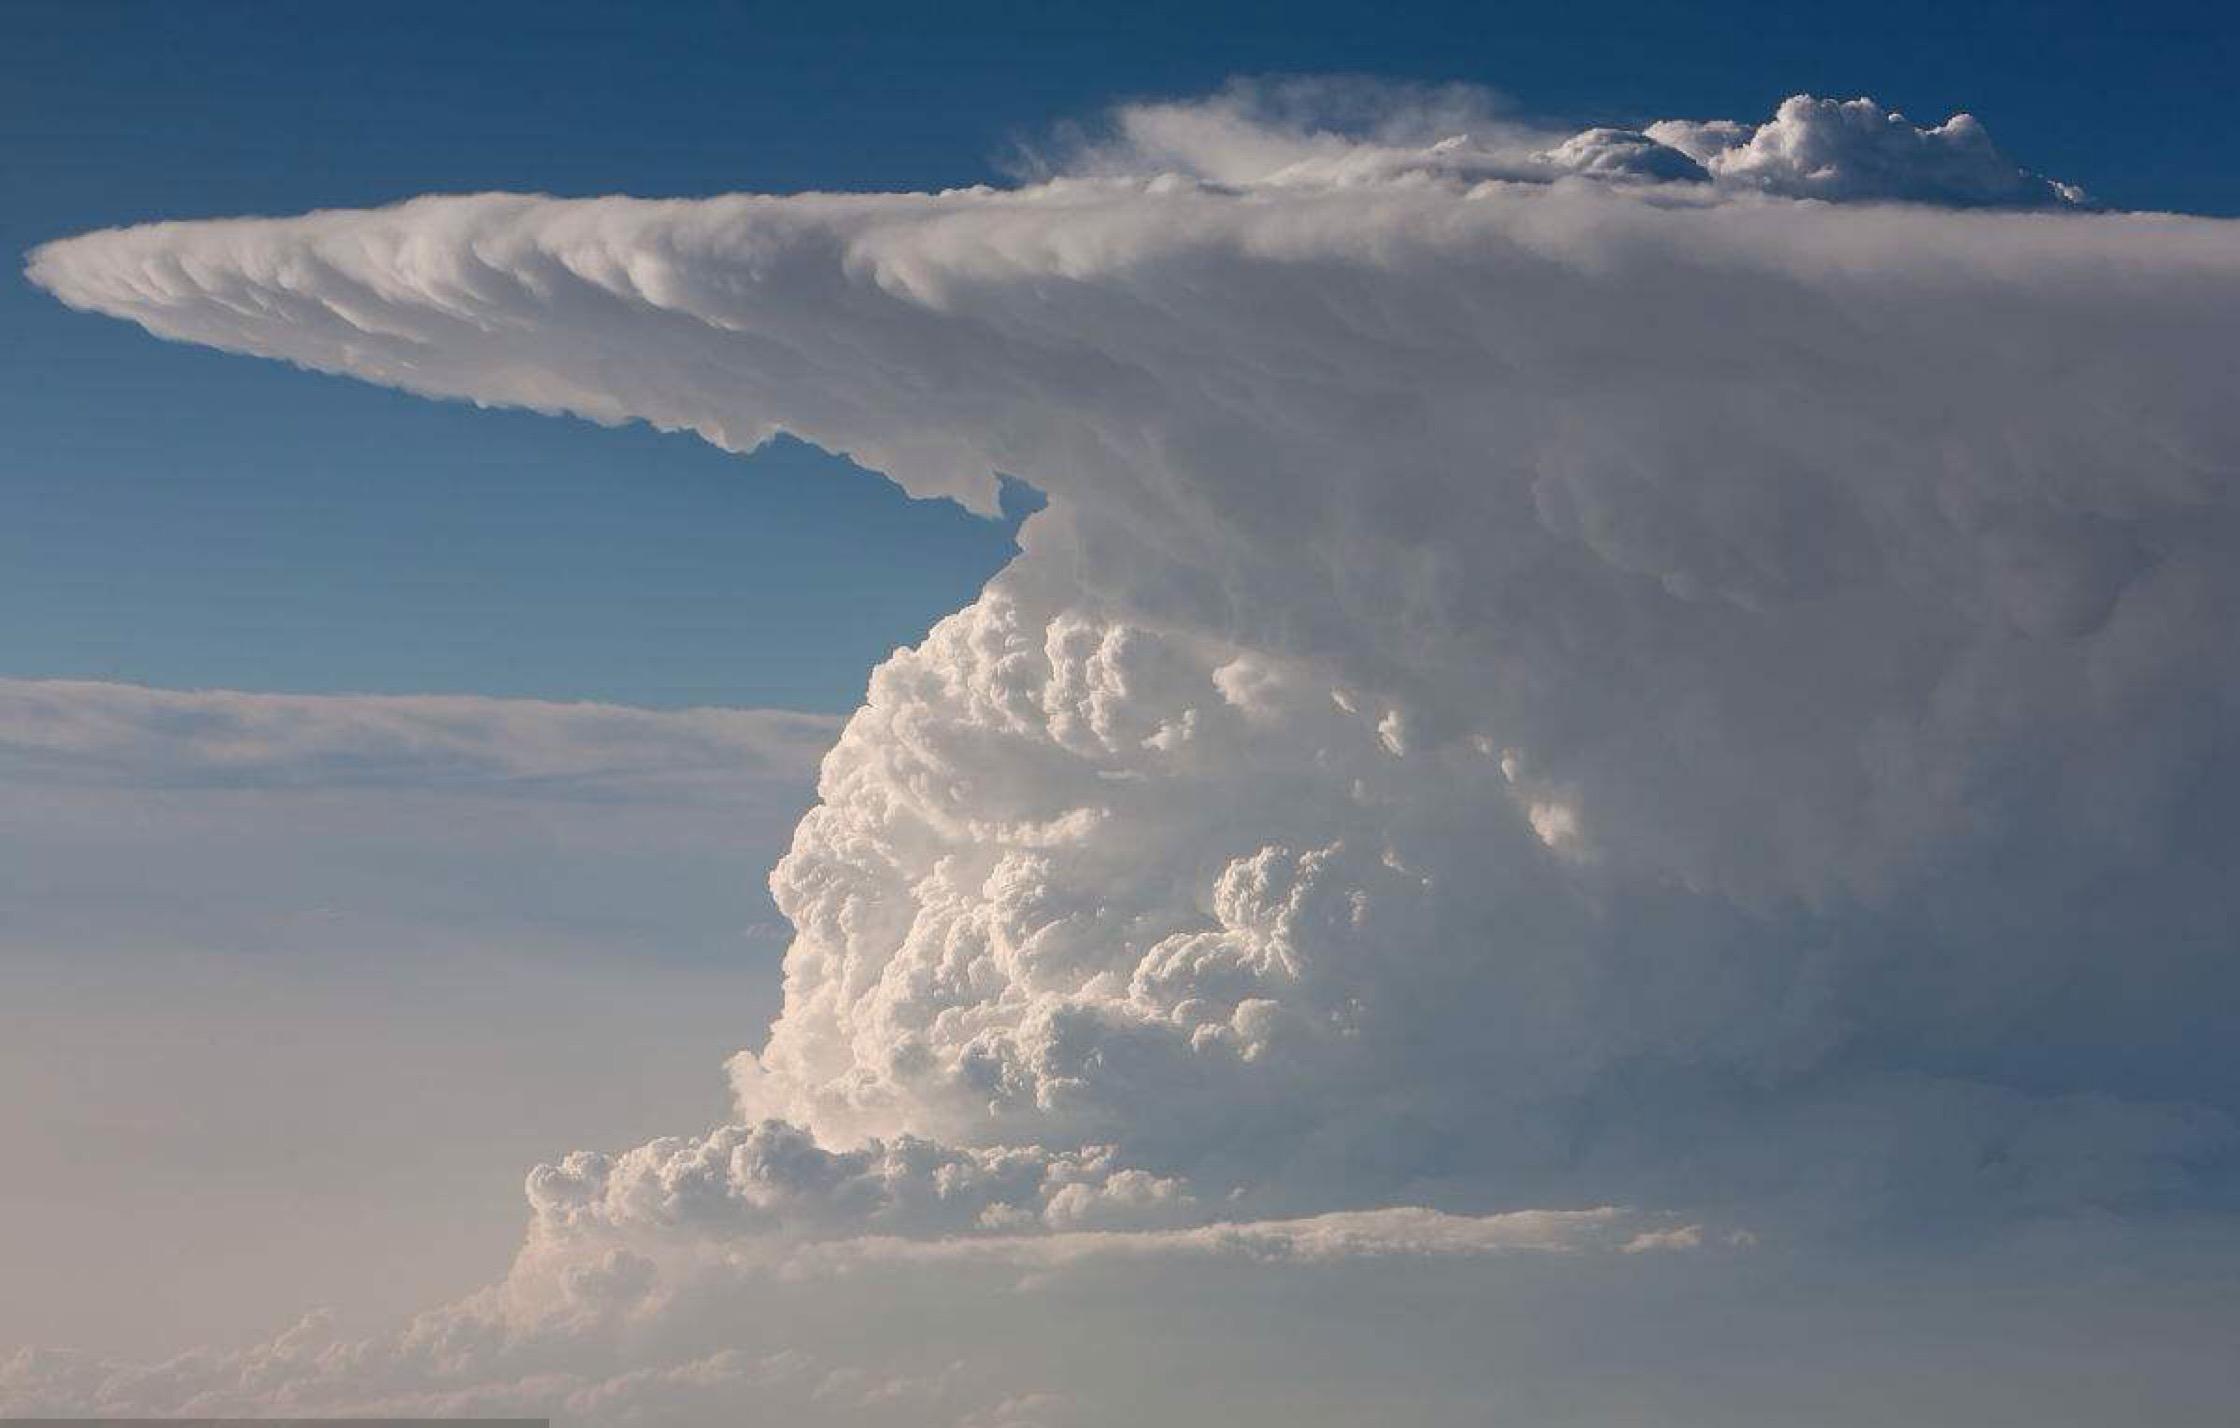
[15,82,2240,1426]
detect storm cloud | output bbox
[16,84,2240,1424]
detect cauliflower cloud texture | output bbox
[15,84,2240,1425]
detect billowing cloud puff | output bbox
[1648,94,2087,206]
[524,1119,1196,1238]
[17,83,2240,1422]
[1536,127,1710,183]
[1031,80,2072,203]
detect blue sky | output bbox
[7,0,2236,709]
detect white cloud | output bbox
[1029,81,2073,203]
[523,1120,1197,1239]
[18,81,2240,1422]
[0,677,838,797]
[1648,94,2086,206]
[795,1204,1665,1267]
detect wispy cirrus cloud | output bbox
[0,677,837,796]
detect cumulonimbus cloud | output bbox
[15,83,2240,1423]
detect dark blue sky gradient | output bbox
[5,0,2233,708]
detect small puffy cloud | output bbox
[1536,127,1709,183]
[523,1120,1195,1239]
[1648,94,2086,206]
